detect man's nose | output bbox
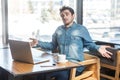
[63,15,67,19]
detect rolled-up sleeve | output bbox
[36,31,58,51]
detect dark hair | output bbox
[59,6,74,15]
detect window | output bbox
[83,0,120,44]
[0,0,2,44]
[8,0,76,41]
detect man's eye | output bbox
[61,15,64,17]
[60,13,70,17]
[66,13,69,16]
[65,12,71,16]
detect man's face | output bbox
[60,10,74,26]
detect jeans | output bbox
[37,70,70,80]
[37,68,84,80]
[45,69,70,80]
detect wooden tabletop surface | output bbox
[0,48,81,77]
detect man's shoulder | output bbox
[54,25,64,32]
[75,24,87,30]
[57,25,64,29]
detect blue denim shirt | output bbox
[37,22,99,72]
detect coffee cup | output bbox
[57,54,67,63]
[52,53,67,63]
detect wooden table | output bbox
[0,48,81,80]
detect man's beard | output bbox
[64,20,73,27]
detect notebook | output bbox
[8,39,49,64]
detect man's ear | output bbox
[73,14,75,18]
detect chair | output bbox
[69,53,100,80]
[99,48,120,80]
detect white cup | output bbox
[52,53,67,63]
[57,54,67,63]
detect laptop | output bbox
[9,39,49,64]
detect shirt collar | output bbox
[62,21,76,29]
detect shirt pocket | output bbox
[71,36,83,46]
[57,35,71,45]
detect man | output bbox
[30,6,112,80]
